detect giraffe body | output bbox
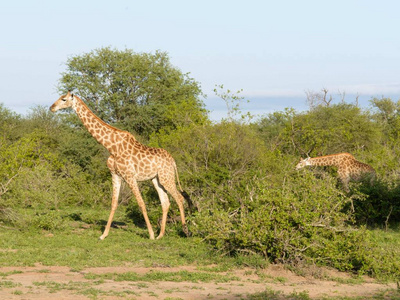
[296,153,375,192]
[50,92,189,240]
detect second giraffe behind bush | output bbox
[296,152,376,192]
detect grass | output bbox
[363,227,400,281]
[0,270,22,277]
[0,229,211,268]
[368,227,400,260]
[0,206,399,299]
[33,280,140,298]
[84,269,240,283]
[0,280,21,288]
[0,206,263,269]
[247,289,311,300]
[1,207,400,273]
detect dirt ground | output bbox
[0,264,397,299]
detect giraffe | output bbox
[50,92,190,240]
[295,152,376,192]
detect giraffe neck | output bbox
[72,96,125,153]
[308,156,341,167]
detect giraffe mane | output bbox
[75,95,124,134]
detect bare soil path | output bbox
[0,264,397,299]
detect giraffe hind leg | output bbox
[152,177,170,239]
[100,172,122,240]
[126,178,155,240]
[159,176,190,237]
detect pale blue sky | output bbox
[1,0,399,119]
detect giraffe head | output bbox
[50,91,76,112]
[295,157,310,170]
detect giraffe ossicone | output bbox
[50,91,190,240]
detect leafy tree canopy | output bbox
[58,47,208,139]
[257,103,381,157]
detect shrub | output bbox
[149,122,273,210]
[31,210,66,231]
[192,170,370,271]
[7,163,111,209]
[351,178,400,227]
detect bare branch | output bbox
[305,88,335,109]
[0,171,20,197]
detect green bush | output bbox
[31,210,66,231]
[351,178,400,227]
[149,121,274,209]
[7,163,111,209]
[150,115,400,275]
[192,171,367,270]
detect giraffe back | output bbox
[345,158,376,181]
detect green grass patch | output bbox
[33,280,140,298]
[85,269,239,283]
[12,290,23,295]
[363,228,400,280]
[0,207,249,269]
[0,280,21,289]
[0,270,23,277]
[0,228,216,268]
[248,288,311,300]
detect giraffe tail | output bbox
[173,160,183,192]
[173,160,195,213]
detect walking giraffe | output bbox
[50,92,190,240]
[295,152,376,192]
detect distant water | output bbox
[204,94,400,121]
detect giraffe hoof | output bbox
[183,225,191,237]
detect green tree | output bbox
[255,108,296,153]
[58,47,208,139]
[257,103,381,158]
[370,97,400,141]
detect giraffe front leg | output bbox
[341,177,350,193]
[100,172,122,240]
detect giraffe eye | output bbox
[62,98,67,102]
